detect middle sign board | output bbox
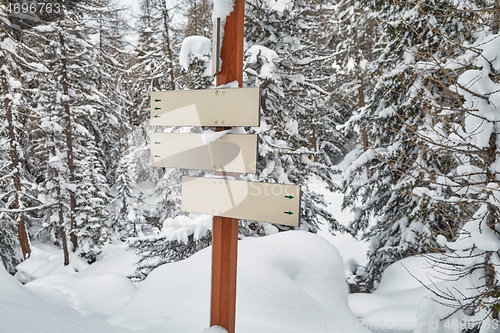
[150,87,260,127]
[150,133,258,173]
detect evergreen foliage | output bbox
[0,0,133,267]
[341,0,496,293]
[244,0,352,233]
[184,0,212,38]
[126,3,213,273]
[112,156,136,239]
[1,0,34,266]
[414,21,500,324]
[128,229,212,280]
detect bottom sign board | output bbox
[181,176,301,226]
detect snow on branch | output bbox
[179,36,212,76]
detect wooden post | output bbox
[211,1,245,332]
[216,0,245,87]
[210,216,239,332]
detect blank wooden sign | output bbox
[181,176,301,226]
[150,133,258,173]
[150,87,260,127]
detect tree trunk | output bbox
[358,82,370,178]
[485,132,498,319]
[59,32,78,251]
[310,126,317,162]
[485,251,497,319]
[492,0,499,34]
[48,130,70,266]
[162,3,176,90]
[58,204,70,266]
[353,4,370,178]
[1,68,31,260]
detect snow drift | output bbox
[109,231,371,333]
[0,264,128,333]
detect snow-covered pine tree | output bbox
[34,128,73,266]
[0,30,26,270]
[244,0,350,233]
[85,0,133,184]
[0,72,31,262]
[124,0,180,198]
[412,9,500,327]
[74,144,110,263]
[128,215,212,279]
[328,0,380,154]
[178,35,212,90]
[341,0,481,290]
[184,0,212,38]
[0,0,32,263]
[0,208,20,273]
[128,0,176,126]
[133,190,150,236]
[112,156,136,239]
[22,2,119,264]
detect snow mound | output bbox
[349,256,448,332]
[109,231,371,333]
[0,264,128,333]
[373,255,447,295]
[15,242,89,283]
[179,35,212,75]
[201,326,228,333]
[0,261,37,304]
[77,243,139,277]
[26,273,136,315]
[13,242,138,316]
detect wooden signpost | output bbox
[210,2,245,332]
[148,0,300,332]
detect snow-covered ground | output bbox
[2,228,446,333]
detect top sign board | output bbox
[150,87,260,127]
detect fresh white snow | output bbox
[212,0,235,23]
[3,220,465,333]
[0,262,130,333]
[179,35,212,76]
[349,256,448,333]
[109,231,371,333]
[202,326,229,333]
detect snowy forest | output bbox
[2,0,500,332]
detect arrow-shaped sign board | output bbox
[150,87,260,127]
[150,133,258,173]
[181,176,301,226]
